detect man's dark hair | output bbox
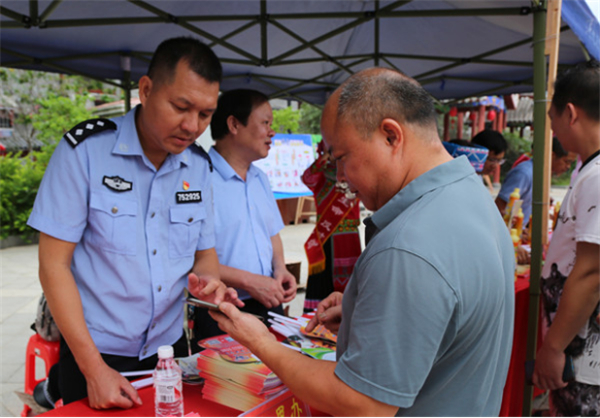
[147,37,222,86]
[337,69,437,141]
[211,89,269,140]
[552,59,599,122]
[552,136,567,158]
[471,130,508,154]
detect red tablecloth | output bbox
[40,384,239,417]
[499,276,544,417]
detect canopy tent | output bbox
[1,1,598,106]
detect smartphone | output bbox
[186,297,220,311]
[525,355,575,386]
[186,297,265,321]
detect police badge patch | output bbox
[103,175,133,192]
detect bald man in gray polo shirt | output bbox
[209,68,515,416]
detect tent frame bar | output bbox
[1,5,533,29]
[0,0,574,106]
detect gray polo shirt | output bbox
[335,156,515,416]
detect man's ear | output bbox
[380,118,403,150]
[566,103,579,126]
[138,75,152,106]
[226,115,239,135]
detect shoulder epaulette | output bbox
[63,118,117,148]
[191,143,213,172]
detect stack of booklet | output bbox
[268,312,337,361]
[196,335,286,411]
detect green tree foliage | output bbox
[298,104,322,134]
[272,106,300,134]
[0,88,92,240]
[33,94,92,145]
[0,152,45,240]
[0,68,98,152]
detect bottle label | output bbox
[155,376,180,404]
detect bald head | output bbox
[327,68,438,141]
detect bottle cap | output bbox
[157,345,174,359]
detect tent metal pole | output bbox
[269,0,411,65]
[38,0,62,24]
[375,0,380,67]
[209,20,259,50]
[268,57,371,98]
[128,0,261,64]
[260,0,267,64]
[0,6,29,25]
[523,0,551,414]
[414,25,569,80]
[29,0,38,25]
[268,20,354,75]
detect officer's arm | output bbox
[38,233,140,409]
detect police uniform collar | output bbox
[370,156,474,231]
[209,147,259,180]
[112,106,145,157]
[112,106,192,168]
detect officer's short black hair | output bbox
[147,37,222,86]
[552,59,599,122]
[471,130,508,154]
[211,89,269,140]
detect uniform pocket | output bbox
[89,191,138,255]
[169,204,207,258]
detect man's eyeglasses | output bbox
[487,157,506,165]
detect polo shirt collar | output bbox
[209,146,260,181]
[112,105,192,169]
[369,156,474,231]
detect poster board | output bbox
[254,134,316,194]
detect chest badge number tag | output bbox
[176,191,202,204]
[103,175,133,192]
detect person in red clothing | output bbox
[301,141,362,312]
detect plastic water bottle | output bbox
[153,345,184,417]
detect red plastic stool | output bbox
[21,333,60,417]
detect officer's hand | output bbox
[306,291,343,333]
[246,274,285,308]
[85,362,141,409]
[188,273,243,307]
[209,301,276,352]
[274,268,297,303]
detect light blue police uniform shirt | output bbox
[209,147,284,300]
[498,158,533,228]
[27,107,215,359]
[335,156,515,416]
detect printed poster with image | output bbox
[253,133,316,194]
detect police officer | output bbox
[27,37,241,410]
